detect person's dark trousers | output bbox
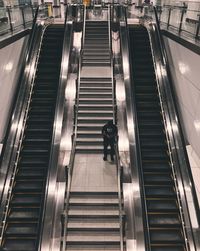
[103,137,115,160]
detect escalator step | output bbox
[23,138,51,144]
[148,213,181,227]
[32,90,57,96]
[145,186,176,198]
[139,128,164,137]
[20,148,49,155]
[141,149,169,160]
[13,181,44,192]
[140,136,166,145]
[147,199,178,212]
[25,127,52,133]
[151,244,186,251]
[10,194,41,206]
[23,134,51,141]
[8,209,39,221]
[150,229,184,243]
[5,223,37,236]
[137,120,163,127]
[16,169,46,179]
[143,162,171,172]
[144,173,173,184]
[2,239,36,251]
[19,156,49,165]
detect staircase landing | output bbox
[71,154,118,192]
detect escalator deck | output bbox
[1,24,64,251]
[129,26,187,251]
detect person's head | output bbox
[108,120,113,126]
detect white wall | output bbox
[164,35,200,205]
[164,37,200,160]
[0,36,27,143]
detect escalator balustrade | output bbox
[1,24,64,251]
[129,26,187,251]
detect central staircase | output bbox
[76,21,114,154]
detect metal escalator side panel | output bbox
[39,19,75,251]
[0,25,65,251]
[146,21,200,250]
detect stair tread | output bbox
[68,210,119,216]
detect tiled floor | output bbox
[71,154,118,192]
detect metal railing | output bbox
[61,5,86,251]
[0,4,49,37]
[153,1,200,39]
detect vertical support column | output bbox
[21,6,26,28]
[53,0,60,18]
[7,7,13,32]
[167,7,171,29]
[179,8,185,33]
[195,14,200,39]
[31,4,34,19]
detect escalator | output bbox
[129,26,187,251]
[1,24,64,251]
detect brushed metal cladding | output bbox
[39,21,74,251]
[119,18,146,251]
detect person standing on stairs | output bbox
[102,120,118,161]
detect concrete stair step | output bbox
[67,221,120,228]
[68,209,119,216]
[83,51,110,56]
[82,62,111,67]
[80,78,112,82]
[66,233,120,242]
[76,139,103,146]
[69,196,119,206]
[77,111,113,117]
[80,86,112,91]
[78,104,113,110]
[83,54,110,59]
[77,123,105,130]
[79,93,112,98]
[66,247,120,251]
[79,99,112,104]
[80,83,112,88]
[77,118,113,124]
[77,132,102,138]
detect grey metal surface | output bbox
[145,18,200,251]
[119,8,146,251]
[39,17,74,251]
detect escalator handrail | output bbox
[61,5,86,251]
[118,5,147,250]
[153,6,200,229]
[0,7,49,245]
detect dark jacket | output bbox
[102,123,118,140]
